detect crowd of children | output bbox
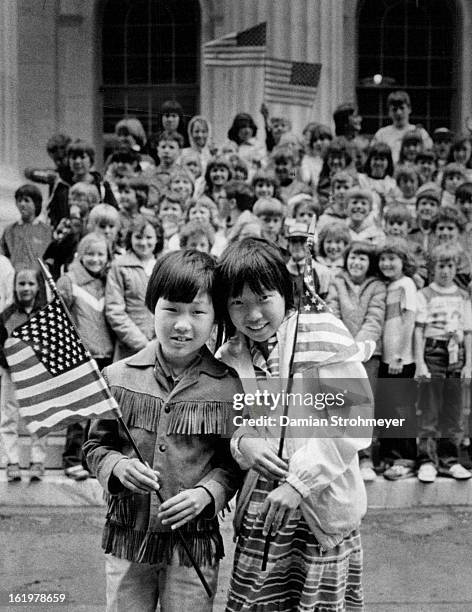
[1,90,472,611]
[2,90,472,489]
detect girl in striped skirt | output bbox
[216,238,373,611]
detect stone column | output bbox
[0,0,21,227]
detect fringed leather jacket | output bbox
[83,340,244,567]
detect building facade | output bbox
[0,0,469,200]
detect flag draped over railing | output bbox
[4,296,121,438]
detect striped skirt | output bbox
[225,478,364,612]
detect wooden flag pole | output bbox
[37,259,213,599]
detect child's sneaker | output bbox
[417,462,437,483]
[447,463,472,480]
[383,459,415,481]
[65,465,89,481]
[6,463,22,483]
[29,463,44,482]
[359,459,377,482]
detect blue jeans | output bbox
[105,552,219,612]
[417,339,464,468]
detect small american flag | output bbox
[4,297,121,437]
[264,58,322,107]
[203,22,266,67]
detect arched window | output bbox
[357,0,455,135]
[102,0,200,135]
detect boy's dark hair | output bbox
[108,149,141,166]
[364,142,394,177]
[46,133,72,155]
[323,138,353,168]
[227,113,257,144]
[343,241,378,277]
[447,136,472,167]
[157,131,184,148]
[124,214,164,255]
[14,184,43,217]
[387,90,411,108]
[378,237,416,278]
[431,205,466,233]
[394,165,419,184]
[384,205,413,227]
[251,170,280,190]
[145,249,218,313]
[455,182,472,203]
[225,181,255,212]
[216,238,293,333]
[67,139,95,164]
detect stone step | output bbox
[1,470,472,508]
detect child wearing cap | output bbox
[408,183,441,252]
[286,222,330,304]
[433,127,454,169]
[346,188,385,247]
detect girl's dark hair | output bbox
[455,182,472,202]
[343,241,378,277]
[308,123,333,148]
[398,130,423,164]
[204,156,232,191]
[431,205,466,233]
[67,139,95,164]
[333,103,356,137]
[14,184,43,217]
[216,238,294,333]
[447,135,472,168]
[158,99,187,143]
[227,113,257,144]
[378,237,416,278]
[145,250,218,313]
[363,142,394,178]
[124,214,164,255]
[13,267,47,311]
[319,138,353,183]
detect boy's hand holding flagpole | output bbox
[3,258,213,598]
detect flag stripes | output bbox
[203,23,266,67]
[264,58,321,107]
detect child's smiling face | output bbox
[433,259,456,287]
[154,290,215,369]
[444,173,464,195]
[227,284,286,343]
[385,219,409,238]
[347,197,370,224]
[379,252,403,281]
[370,155,388,178]
[324,238,346,261]
[254,180,274,199]
[81,241,108,275]
[417,197,439,222]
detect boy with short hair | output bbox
[252,196,285,245]
[415,244,472,482]
[154,133,183,185]
[316,170,353,233]
[408,182,441,252]
[373,90,433,163]
[345,188,385,247]
[432,127,454,169]
[270,144,311,206]
[430,206,471,290]
[394,165,420,218]
[0,184,52,271]
[415,150,437,185]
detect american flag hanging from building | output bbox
[264,58,322,107]
[203,22,266,67]
[4,297,121,437]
